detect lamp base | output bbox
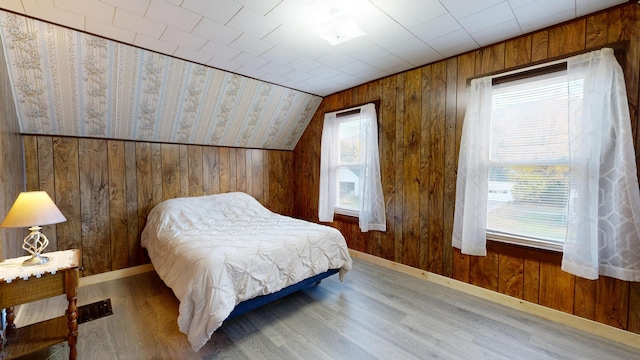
[21,226,50,266]
[22,254,49,266]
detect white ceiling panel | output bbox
[369,54,412,72]
[146,0,201,32]
[411,13,462,43]
[328,72,365,87]
[370,0,449,28]
[161,27,207,51]
[134,33,178,55]
[266,0,315,32]
[113,9,165,38]
[283,69,314,83]
[577,0,629,16]
[471,19,523,47]
[227,7,279,38]
[367,22,416,49]
[100,0,148,16]
[230,33,274,56]
[21,0,85,30]
[232,52,269,69]
[86,18,135,43]
[427,29,479,58]
[287,57,322,72]
[333,36,374,56]
[191,18,241,45]
[206,57,242,72]
[173,46,215,64]
[349,43,391,63]
[55,0,115,24]
[458,2,515,34]
[199,41,241,61]
[235,0,281,15]
[259,62,294,76]
[341,60,387,78]
[290,35,334,59]
[236,65,268,79]
[387,37,443,67]
[317,52,356,68]
[262,25,307,49]
[180,0,240,24]
[508,0,536,9]
[0,0,23,13]
[0,0,629,96]
[513,0,577,33]
[440,0,504,19]
[261,46,300,64]
[310,65,345,79]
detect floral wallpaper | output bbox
[0,11,322,150]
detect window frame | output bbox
[324,101,381,219]
[485,71,570,252]
[334,114,364,217]
[468,41,627,252]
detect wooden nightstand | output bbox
[0,249,80,360]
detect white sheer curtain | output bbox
[561,48,640,281]
[319,110,338,223]
[453,48,640,281]
[452,77,492,256]
[319,103,386,232]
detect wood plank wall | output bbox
[23,135,294,276]
[293,2,640,335]
[0,35,25,261]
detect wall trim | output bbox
[349,249,640,350]
[78,263,155,288]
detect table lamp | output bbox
[0,191,67,266]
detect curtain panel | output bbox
[561,48,640,281]
[453,48,640,281]
[451,77,492,256]
[319,103,386,232]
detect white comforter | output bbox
[141,192,352,351]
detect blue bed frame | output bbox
[226,268,339,320]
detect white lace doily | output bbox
[0,250,79,283]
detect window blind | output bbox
[486,71,572,244]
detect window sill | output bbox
[487,232,563,253]
[486,235,563,264]
[333,212,359,224]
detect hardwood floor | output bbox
[12,258,640,360]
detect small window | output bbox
[486,70,571,250]
[335,116,363,215]
[319,103,386,232]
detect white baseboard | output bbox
[78,263,155,288]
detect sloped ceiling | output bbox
[0,11,321,150]
[0,1,629,150]
[0,0,628,97]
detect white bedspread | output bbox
[141,192,352,351]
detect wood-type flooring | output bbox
[11,258,640,359]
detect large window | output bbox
[319,103,386,232]
[453,47,640,281]
[486,71,571,249]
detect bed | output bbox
[140,192,353,352]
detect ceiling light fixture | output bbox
[314,8,365,46]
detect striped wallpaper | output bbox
[0,11,322,150]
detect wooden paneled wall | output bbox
[0,35,25,261]
[23,135,294,276]
[293,3,640,334]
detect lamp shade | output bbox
[0,191,67,228]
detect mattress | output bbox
[140,192,352,351]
